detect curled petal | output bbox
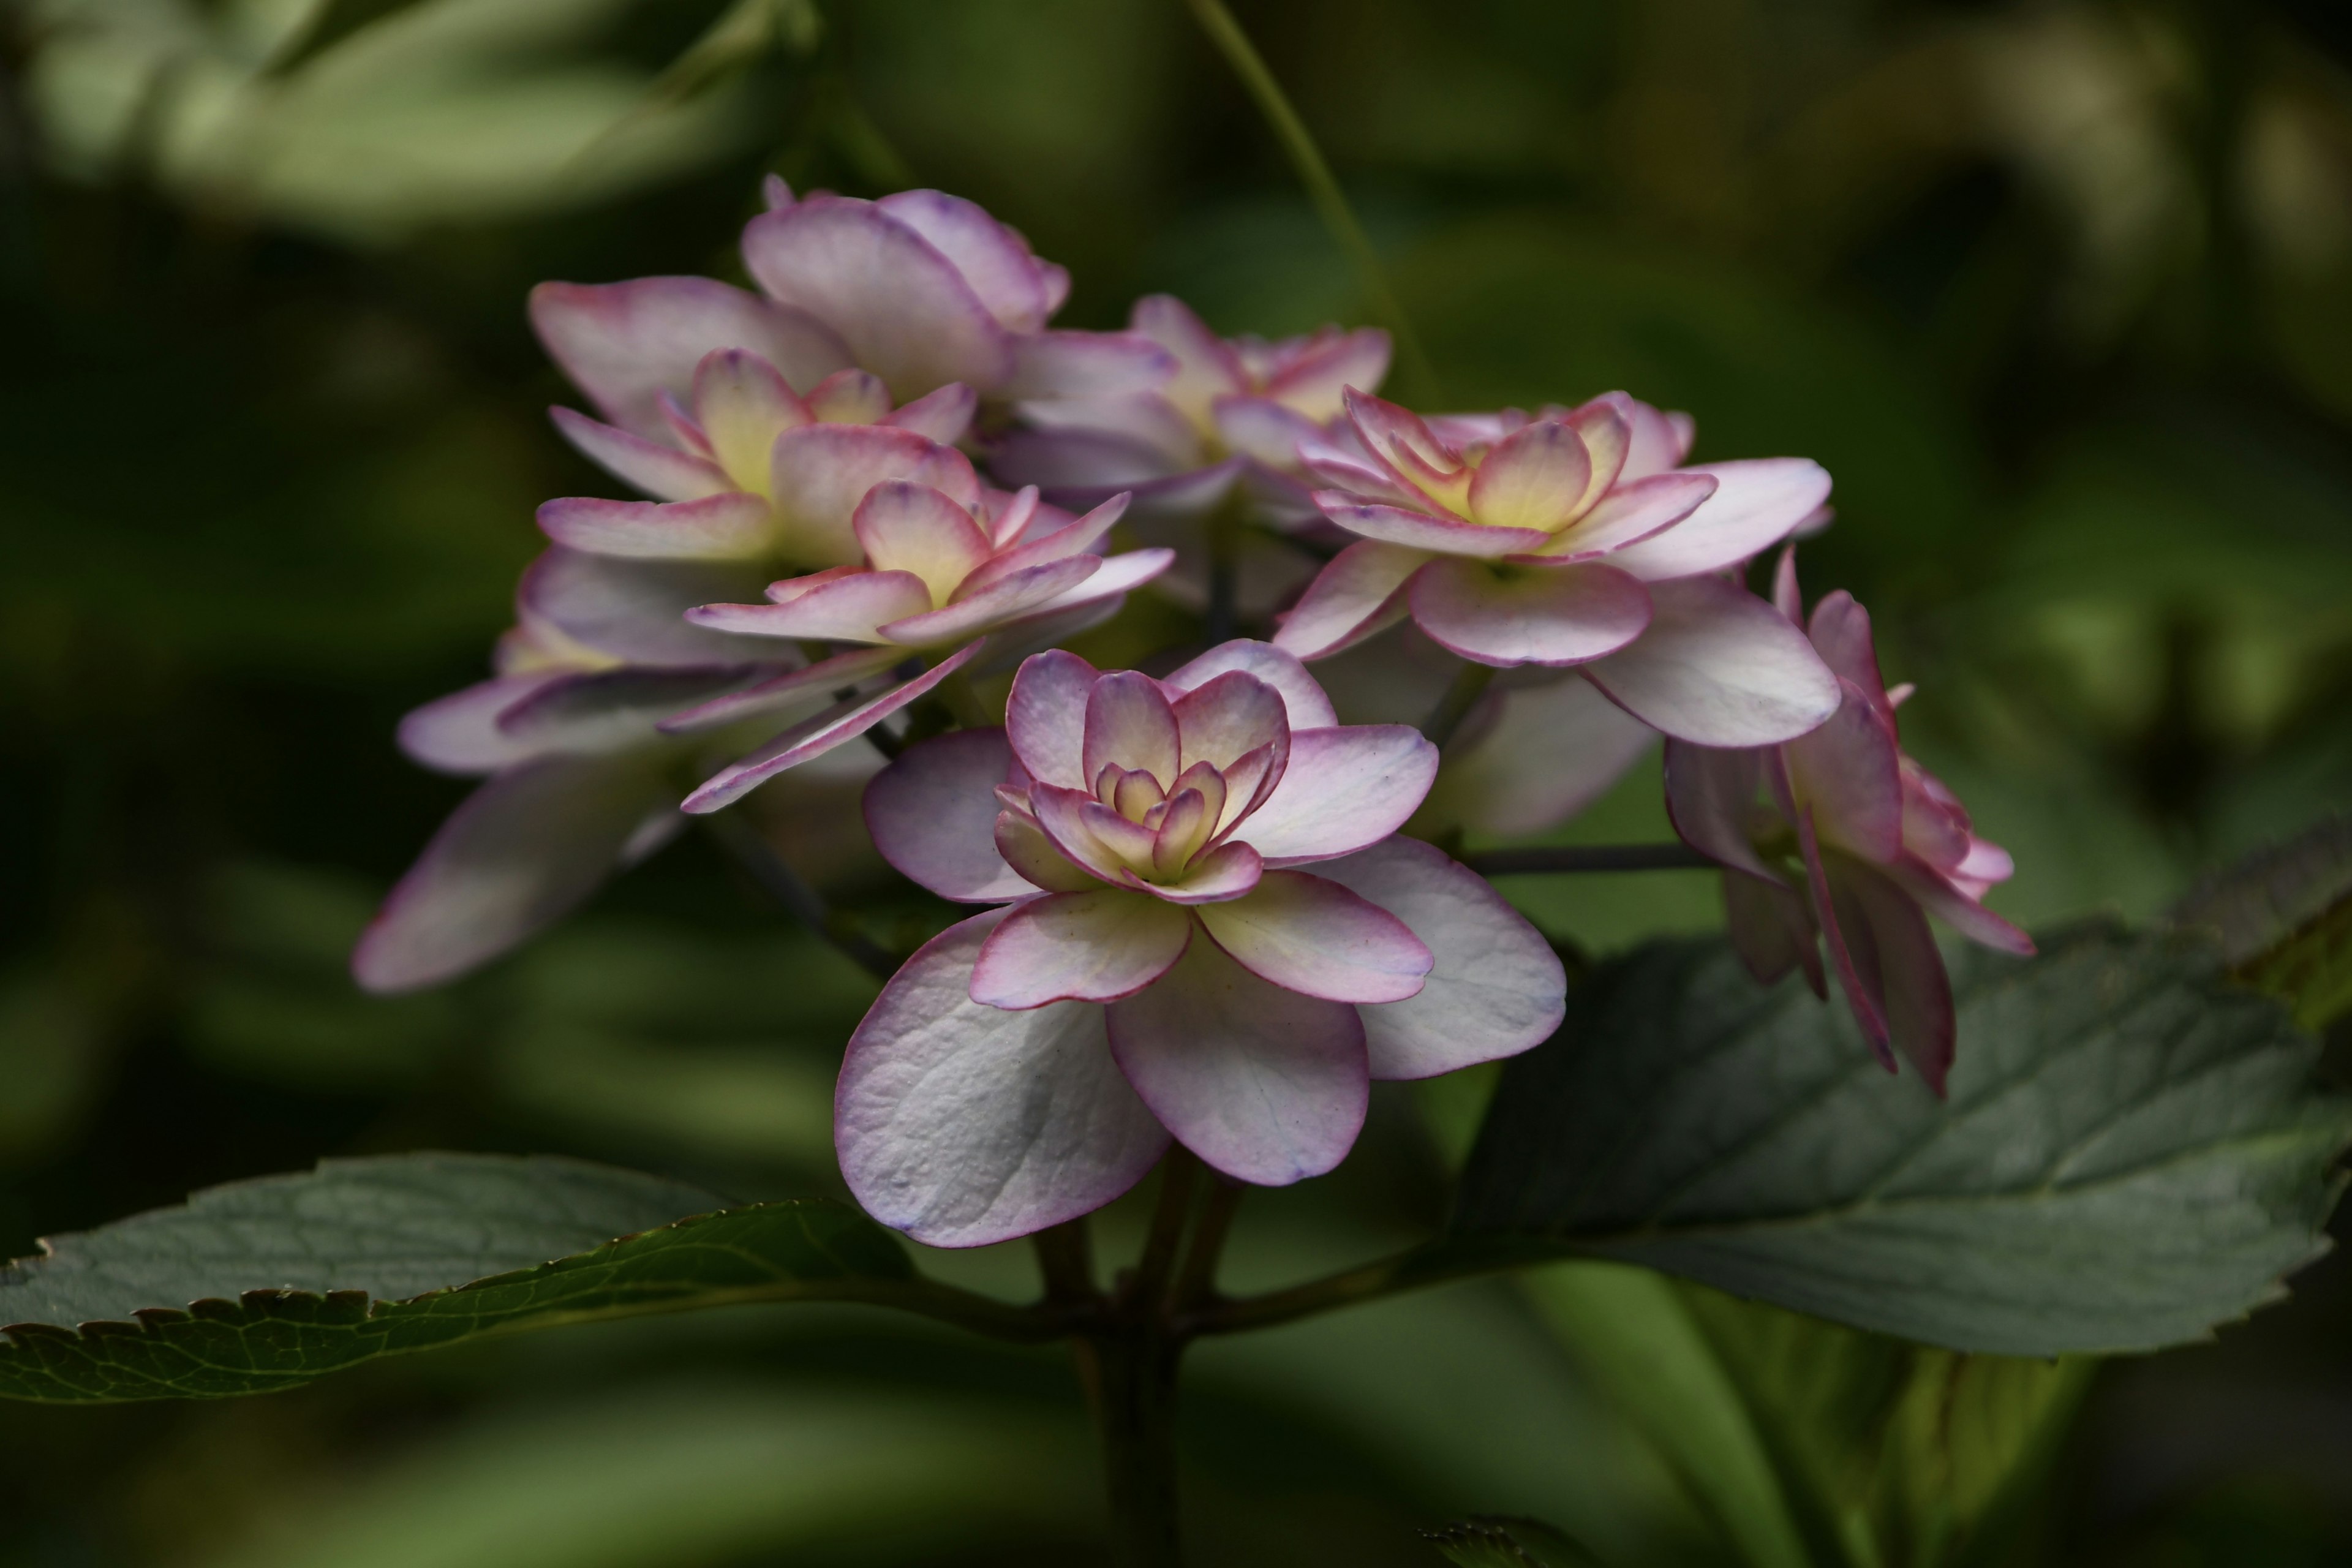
[496,665,765,754]
[863,728,1032,902]
[689,571,933,644]
[1583,575,1839,744]
[520,549,775,668]
[1162,640,1338,729]
[876,189,1061,333]
[958,494,1132,598]
[548,407,731,502]
[537,492,774,561]
[1559,399,1632,504]
[1663,739,1777,880]
[1319,499,1550,559]
[398,673,569,775]
[1821,851,1955,1093]
[880,557,1102,647]
[1799,812,1894,1071]
[997,811,1102,894]
[1464,420,1593,534]
[1152,839,1265,905]
[1171,671,1290,777]
[1885,857,2035,956]
[1237,726,1438,865]
[1261,328,1390,423]
[971,889,1194,1008]
[1105,938,1368,1186]
[693,349,809,484]
[1784,679,1904,864]
[1006,649,1099,788]
[853,480,993,603]
[1410,558,1653,668]
[1194,870,1431,1003]
[883,382,979,444]
[660,644,905,734]
[1273,541,1428,661]
[1723,869,1824,995]
[1605,458,1832,582]
[1807,590,1889,708]
[1084,672,1182,790]
[771,424,981,568]
[1524,472,1717,562]
[839,909,1169,1246]
[1309,837,1566,1079]
[997,548,1170,625]
[1028,785,1144,885]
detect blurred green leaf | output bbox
[262,0,439,78]
[2171,812,2352,1028]
[0,1153,960,1402]
[1425,1515,1603,1567]
[0,969,110,1163]
[1449,925,2351,1355]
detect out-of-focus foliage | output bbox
[3,0,2351,1563]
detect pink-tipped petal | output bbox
[1559,399,1632,505]
[398,674,568,775]
[1616,396,1695,481]
[529,278,849,439]
[853,481,993,603]
[548,407,732,502]
[1028,785,1145,885]
[1465,420,1594,534]
[1131,294,1245,425]
[1084,672,1182,790]
[1152,839,1265,905]
[997,812,1102,894]
[770,423,981,567]
[495,665,764,754]
[1342,387,1468,505]
[1006,649,1099,788]
[971,889,1194,1007]
[1885,858,2036,956]
[1724,869,1824,995]
[1583,574,1840,744]
[1194,870,1431,1003]
[1162,640,1339,729]
[659,644,906,734]
[1003,331,1175,402]
[1799,815,1896,1071]
[1273,541,1429,660]
[1000,548,1170,625]
[839,909,1170,1246]
[1106,938,1368,1186]
[1431,676,1656,836]
[1319,499,1551,559]
[875,189,1060,333]
[352,753,675,993]
[879,556,1102,646]
[1604,458,1833,582]
[1771,543,1804,623]
[520,549,775,668]
[1212,395,1329,470]
[1261,328,1391,423]
[1806,590,1889,707]
[742,198,1016,398]
[863,728,1032,902]
[1170,671,1290,776]
[1784,680,1904,864]
[1528,471,1717,562]
[688,570,933,643]
[1662,739,1779,880]
[693,349,808,484]
[1237,726,1438,864]
[1823,854,1954,1093]
[883,382,979,444]
[1410,558,1653,668]
[1308,837,1566,1078]
[957,494,1131,597]
[682,641,984,812]
[802,367,894,425]
[537,492,774,560]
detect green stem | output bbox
[1128,1152,1202,1308]
[1419,662,1497,752]
[1077,1327,1186,1568]
[1466,843,1714,875]
[1182,1240,1499,1337]
[1180,0,1438,402]
[935,668,998,730]
[701,813,900,981]
[1171,1178,1243,1308]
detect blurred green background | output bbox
[4,0,2352,1562]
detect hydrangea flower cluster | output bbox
[358,179,2031,1246]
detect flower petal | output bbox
[770,424,981,568]
[529,277,849,439]
[997,811,1102,895]
[875,189,1060,333]
[1106,938,1368,1186]
[681,641,985,812]
[1003,330,1175,402]
[1212,394,1328,469]
[1799,814,1896,1071]
[1170,671,1290,778]
[1130,293,1245,426]
[1662,739,1779,879]
[548,407,731,502]
[1883,857,2035,957]
[1261,328,1390,423]
[1006,649,1098,788]
[1431,675,1656,836]
[1604,458,1833,582]
[1784,679,1904,863]
[1465,420,1593,534]
[1308,837,1566,1078]
[1162,639,1340,729]
[688,570,933,643]
[1410,558,1653,668]
[496,665,766,754]
[1084,671,1182,789]
[693,348,810,486]
[971,889,1195,1007]
[1723,869,1823,993]
[742,197,1016,398]
[996,548,1171,626]
[352,753,675,993]
[1273,540,1428,661]
[537,492,774,560]
[879,556,1102,647]
[1822,851,1953,1092]
[1583,575,1839,744]
[883,382,979,444]
[1525,471,1717,562]
[1028,785,1144,884]
[839,908,1169,1246]
[853,480,993,603]
[862,728,1031,902]
[1806,589,1889,706]
[1235,725,1438,864]
[658,644,907,734]
[1194,870,1431,1003]
[957,494,1131,598]
[520,548,775,667]
[398,673,568,775]
[1152,839,1265,905]
[1319,499,1551,559]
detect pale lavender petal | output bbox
[688,570,932,643]
[771,424,981,567]
[993,548,1171,626]
[496,665,766,754]
[970,889,1194,1007]
[1823,853,1953,1092]
[883,382,979,444]
[1261,328,1390,423]
[1662,739,1777,879]
[1559,399,1631,505]
[1237,726,1438,865]
[1431,676,1656,836]
[1171,671,1290,775]
[1308,837,1566,1079]
[1272,541,1428,661]
[741,197,1016,398]
[1320,499,1551,559]
[1618,396,1695,481]
[875,189,1059,333]
[682,641,984,812]
[1806,589,1888,707]
[1150,839,1265,905]
[1784,679,1904,863]
[839,908,1169,1246]
[1193,870,1431,1003]
[549,407,731,502]
[1003,330,1175,402]
[1162,640,1340,729]
[1885,858,2036,956]
[660,644,906,734]
[1410,558,1653,668]
[529,277,850,439]
[1800,813,1896,1071]
[1604,458,1833,582]
[1106,938,1368,1186]
[1723,869,1823,994]
[537,492,773,560]
[352,753,674,993]
[1212,395,1327,470]
[1583,575,1840,744]
[863,728,1031,902]
[1130,293,1245,423]
[520,548,775,667]
[1028,784,1141,885]
[853,480,993,602]
[1771,542,1804,622]
[1006,649,1098,788]
[1526,472,1717,562]
[997,811,1102,894]
[398,674,567,775]
[1464,420,1593,534]
[878,556,1101,646]
[957,494,1131,597]
[1084,671,1182,789]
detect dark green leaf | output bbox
[1425,1516,1602,1567]
[262,0,437,77]
[1452,927,2351,1355]
[0,1153,932,1403]
[2171,813,2352,1027]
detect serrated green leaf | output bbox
[1450,927,2351,1356]
[0,1153,949,1403]
[1424,1516,1602,1567]
[2171,812,2352,1026]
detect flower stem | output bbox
[1179,0,1439,402]
[1464,843,1716,875]
[1419,662,1498,752]
[701,813,900,982]
[1077,1328,1186,1568]
[1171,1178,1243,1308]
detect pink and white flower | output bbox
[673,484,1175,812]
[837,642,1566,1246]
[1665,551,2033,1091]
[1275,388,1841,745]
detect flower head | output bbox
[837,642,1565,1245]
[1276,388,1842,745]
[1666,551,2033,1090]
